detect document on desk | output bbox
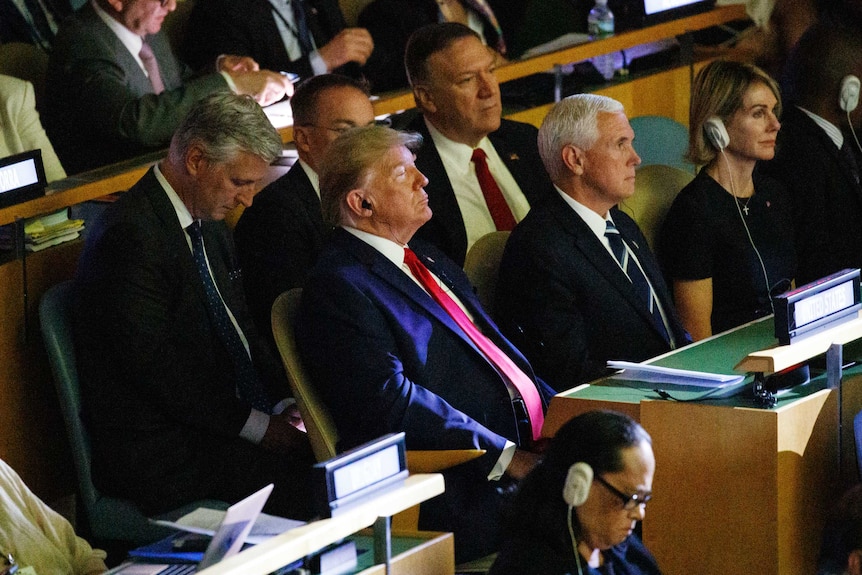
[607,361,745,388]
[152,508,304,544]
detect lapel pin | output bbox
[508,153,520,161]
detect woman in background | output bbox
[489,410,660,575]
[659,60,795,340]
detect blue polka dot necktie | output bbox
[187,221,273,413]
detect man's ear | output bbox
[185,145,206,177]
[413,85,437,115]
[101,0,124,14]
[561,144,586,176]
[849,549,862,575]
[293,126,311,156]
[345,189,371,218]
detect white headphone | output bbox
[563,462,593,575]
[704,116,730,151]
[840,75,861,113]
[562,462,594,507]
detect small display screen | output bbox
[332,443,402,500]
[793,281,856,328]
[0,156,39,194]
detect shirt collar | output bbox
[556,185,614,240]
[153,163,194,230]
[343,226,407,268]
[297,158,320,198]
[424,116,492,172]
[798,106,844,149]
[91,0,143,58]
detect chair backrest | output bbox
[855,410,862,481]
[463,231,510,312]
[629,115,693,174]
[271,288,339,462]
[39,281,99,515]
[39,281,223,544]
[620,164,694,250]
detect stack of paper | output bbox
[607,361,747,398]
[0,209,85,252]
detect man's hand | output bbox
[229,70,294,106]
[504,448,541,481]
[318,28,374,70]
[217,55,260,73]
[261,412,314,459]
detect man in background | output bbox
[46,0,291,174]
[234,73,375,343]
[403,22,553,266]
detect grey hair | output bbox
[170,92,282,164]
[538,94,624,182]
[319,125,423,227]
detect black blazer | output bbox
[181,0,362,79]
[761,106,862,284]
[234,162,330,342]
[496,194,689,390]
[73,169,287,510]
[407,114,554,266]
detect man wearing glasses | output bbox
[45,0,293,174]
[234,74,375,345]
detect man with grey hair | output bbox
[74,93,314,519]
[296,125,553,562]
[496,94,689,390]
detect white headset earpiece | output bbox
[704,116,730,151]
[562,462,594,507]
[840,75,861,113]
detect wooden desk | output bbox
[542,318,860,575]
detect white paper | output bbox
[152,509,304,545]
[607,360,745,388]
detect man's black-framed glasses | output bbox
[595,475,651,510]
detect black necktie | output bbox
[19,0,54,51]
[605,220,671,345]
[187,222,273,413]
[841,136,860,185]
[289,0,313,56]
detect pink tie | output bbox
[403,248,544,441]
[139,39,165,95]
[472,148,516,231]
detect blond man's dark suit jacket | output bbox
[296,228,554,561]
[496,195,689,390]
[73,169,311,517]
[45,3,228,174]
[406,114,554,266]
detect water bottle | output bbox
[588,0,615,80]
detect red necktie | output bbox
[403,248,544,441]
[471,148,516,231]
[139,39,165,95]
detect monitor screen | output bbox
[0,150,47,209]
[642,0,715,24]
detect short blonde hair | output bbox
[319,126,423,227]
[687,60,782,165]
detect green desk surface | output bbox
[558,316,862,409]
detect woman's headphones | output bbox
[840,75,860,113]
[704,116,729,151]
[562,462,594,507]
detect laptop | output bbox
[106,483,274,575]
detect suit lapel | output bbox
[796,108,862,203]
[551,195,660,332]
[290,164,327,236]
